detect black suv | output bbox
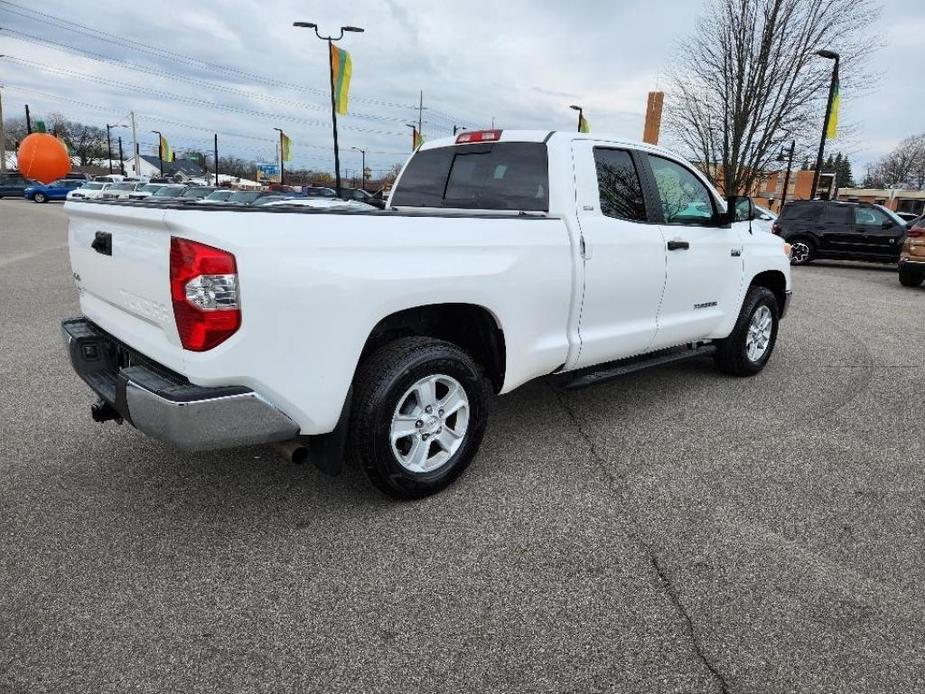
[774,200,910,265]
[0,172,30,198]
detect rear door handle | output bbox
[667,240,690,251]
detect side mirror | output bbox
[882,220,894,230]
[907,222,915,231]
[726,195,755,224]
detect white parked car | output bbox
[66,182,113,201]
[62,129,792,498]
[128,183,168,200]
[100,182,142,200]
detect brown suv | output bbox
[899,215,925,287]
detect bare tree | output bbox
[665,0,878,196]
[863,134,925,189]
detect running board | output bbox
[556,344,718,390]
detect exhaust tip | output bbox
[271,439,309,465]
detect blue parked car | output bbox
[24,179,85,203]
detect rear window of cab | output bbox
[391,142,549,212]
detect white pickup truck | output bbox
[62,129,792,498]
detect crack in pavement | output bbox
[550,384,732,694]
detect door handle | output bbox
[91,231,112,256]
[667,240,690,251]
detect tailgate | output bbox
[67,202,184,371]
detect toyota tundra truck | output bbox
[62,130,792,498]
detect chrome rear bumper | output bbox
[62,318,299,451]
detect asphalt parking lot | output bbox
[1,197,923,694]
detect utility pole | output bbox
[117,137,125,176]
[293,21,365,199]
[0,85,6,173]
[214,134,219,185]
[105,124,126,174]
[130,111,140,178]
[25,103,32,134]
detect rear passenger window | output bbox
[855,207,888,225]
[821,204,850,224]
[392,143,549,211]
[781,204,821,222]
[593,148,647,222]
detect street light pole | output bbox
[106,124,126,175]
[293,21,364,199]
[778,140,795,212]
[151,129,164,177]
[811,50,840,199]
[352,146,367,191]
[273,127,285,185]
[570,104,584,133]
[117,137,125,176]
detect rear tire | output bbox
[348,337,492,499]
[34,192,47,203]
[789,237,815,265]
[715,286,780,377]
[899,266,925,287]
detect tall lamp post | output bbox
[105,123,126,175]
[406,123,419,151]
[777,140,795,212]
[273,127,285,185]
[352,146,367,191]
[293,21,364,199]
[810,49,839,199]
[150,129,164,178]
[117,136,125,176]
[569,104,584,133]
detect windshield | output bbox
[391,142,549,211]
[228,191,263,203]
[113,183,136,191]
[205,190,233,200]
[305,188,335,197]
[876,205,907,226]
[140,184,161,192]
[152,186,186,197]
[82,183,105,190]
[182,188,214,198]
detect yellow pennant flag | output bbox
[280,132,292,162]
[160,135,172,162]
[826,79,840,140]
[331,44,353,116]
[579,114,591,134]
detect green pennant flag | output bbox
[35,120,47,133]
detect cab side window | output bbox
[593,148,647,222]
[649,155,716,225]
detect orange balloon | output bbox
[17,133,71,184]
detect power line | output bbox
[1,59,410,138]
[0,0,481,124]
[0,29,420,127]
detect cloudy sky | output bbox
[1,0,922,177]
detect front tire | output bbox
[899,266,925,287]
[348,337,492,499]
[715,286,780,377]
[33,192,48,203]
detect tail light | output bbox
[169,237,240,351]
[908,227,924,238]
[456,129,502,144]
[771,222,782,236]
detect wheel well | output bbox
[361,304,507,391]
[750,270,787,312]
